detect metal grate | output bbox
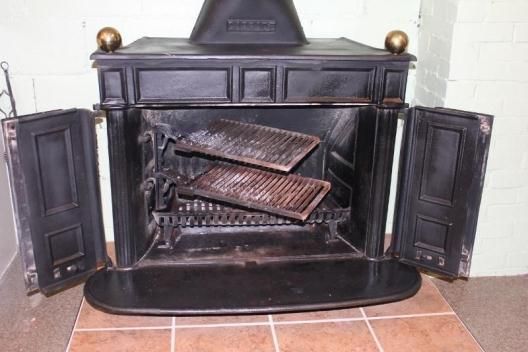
[153,199,349,227]
[174,119,320,172]
[187,164,331,221]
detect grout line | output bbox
[70,311,460,333]
[65,298,85,351]
[429,278,485,351]
[170,317,176,352]
[175,322,269,328]
[365,312,455,320]
[76,326,173,332]
[274,317,365,325]
[31,78,37,112]
[361,308,384,352]
[268,315,280,352]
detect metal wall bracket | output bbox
[0,61,17,118]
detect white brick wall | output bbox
[414,0,459,107]
[416,0,528,276]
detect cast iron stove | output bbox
[2,0,493,315]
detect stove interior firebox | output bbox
[2,0,493,315]
[136,107,370,263]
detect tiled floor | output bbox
[66,273,482,352]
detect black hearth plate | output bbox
[84,258,421,316]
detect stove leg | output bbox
[326,220,340,243]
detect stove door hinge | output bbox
[398,109,409,122]
[25,270,39,292]
[458,246,472,277]
[26,270,37,283]
[479,115,492,136]
[4,121,18,164]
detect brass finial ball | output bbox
[385,30,409,55]
[96,27,122,53]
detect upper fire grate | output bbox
[171,119,320,173]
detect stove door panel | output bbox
[2,109,106,294]
[393,107,492,277]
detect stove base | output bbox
[84,258,421,315]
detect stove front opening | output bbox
[133,106,378,267]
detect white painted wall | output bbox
[415,0,528,276]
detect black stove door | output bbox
[2,109,106,295]
[392,107,492,278]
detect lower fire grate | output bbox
[153,199,349,227]
[174,164,331,221]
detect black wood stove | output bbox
[2,0,493,315]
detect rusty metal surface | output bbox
[187,164,331,221]
[175,119,320,172]
[153,199,349,227]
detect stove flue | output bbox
[190,0,307,45]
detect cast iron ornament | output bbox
[96,27,122,53]
[384,30,409,55]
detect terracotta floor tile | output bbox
[273,307,362,322]
[69,329,171,352]
[275,321,378,352]
[363,275,452,317]
[370,315,482,352]
[76,301,172,329]
[174,326,275,352]
[175,314,268,325]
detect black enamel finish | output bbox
[106,110,148,267]
[95,58,411,108]
[91,35,414,109]
[1,109,106,294]
[84,258,421,315]
[393,107,493,277]
[190,0,307,45]
[364,109,399,258]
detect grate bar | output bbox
[185,164,331,221]
[172,119,320,172]
[153,199,350,228]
